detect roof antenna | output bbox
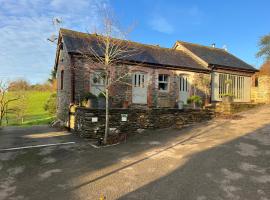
[47,17,63,44]
[211,43,216,48]
[223,45,228,51]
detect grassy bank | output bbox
[3,91,55,126]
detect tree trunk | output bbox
[0,111,3,126]
[104,88,109,144]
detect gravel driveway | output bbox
[0,106,270,200]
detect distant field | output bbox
[3,91,55,126]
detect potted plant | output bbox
[222,79,234,103]
[177,99,184,109]
[83,92,98,108]
[98,92,106,109]
[222,93,234,103]
[187,95,202,109]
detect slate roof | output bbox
[59,29,208,71]
[176,41,257,72]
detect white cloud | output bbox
[0,0,109,83]
[149,16,174,34]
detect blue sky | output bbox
[0,0,269,83]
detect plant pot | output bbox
[98,98,106,109]
[222,96,233,103]
[86,98,98,108]
[177,101,184,109]
[123,100,129,108]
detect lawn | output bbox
[3,91,55,126]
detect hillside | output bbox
[4,91,54,126]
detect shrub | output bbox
[187,95,202,107]
[44,93,57,115]
[98,92,105,98]
[222,93,234,97]
[83,92,97,101]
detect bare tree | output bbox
[77,10,140,144]
[13,91,28,124]
[0,81,20,126]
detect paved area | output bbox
[0,105,270,200]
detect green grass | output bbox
[3,91,55,126]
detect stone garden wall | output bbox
[215,102,259,115]
[251,76,270,103]
[74,107,214,139]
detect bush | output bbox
[98,92,105,98]
[187,95,202,107]
[222,93,234,97]
[44,93,57,115]
[83,92,97,101]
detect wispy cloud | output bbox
[148,4,203,35]
[0,0,108,83]
[148,16,174,34]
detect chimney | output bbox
[211,43,216,48]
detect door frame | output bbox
[178,74,190,104]
[132,72,148,104]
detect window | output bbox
[255,77,259,87]
[158,74,169,91]
[90,71,105,96]
[133,73,146,88]
[179,75,188,92]
[60,70,64,90]
[92,72,105,86]
[217,73,246,100]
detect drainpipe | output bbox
[209,65,215,103]
[68,54,76,130]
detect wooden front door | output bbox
[132,72,147,104]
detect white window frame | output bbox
[90,71,105,96]
[212,72,251,102]
[91,71,105,86]
[158,74,170,92]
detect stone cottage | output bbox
[54,29,257,125]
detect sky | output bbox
[0,0,269,84]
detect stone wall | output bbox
[74,107,214,139]
[56,42,72,125]
[216,102,259,115]
[70,58,210,109]
[251,76,270,103]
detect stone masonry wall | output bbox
[56,42,72,125]
[70,56,210,109]
[74,107,214,139]
[251,76,270,103]
[216,102,259,115]
[56,52,211,126]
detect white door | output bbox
[179,75,190,104]
[132,72,147,104]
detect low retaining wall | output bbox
[74,108,214,139]
[216,102,259,115]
